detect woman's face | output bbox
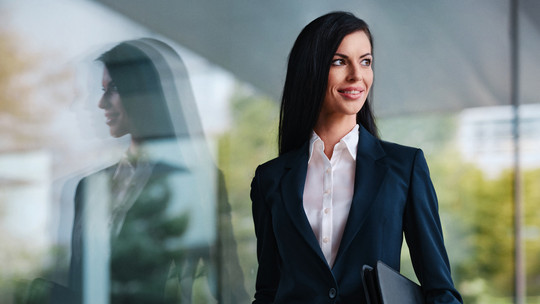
[98,68,131,138]
[321,30,373,123]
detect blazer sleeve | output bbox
[251,166,280,304]
[403,149,463,304]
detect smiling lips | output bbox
[105,112,120,124]
[338,87,365,100]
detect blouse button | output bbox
[322,237,329,243]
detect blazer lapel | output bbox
[335,126,388,264]
[281,142,328,263]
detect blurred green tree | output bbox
[380,113,540,303]
[217,85,279,298]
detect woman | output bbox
[251,12,462,303]
[67,39,249,304]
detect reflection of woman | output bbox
[68,39,248,303]
[251,12,462,303]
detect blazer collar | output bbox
[280,125,388,268]
[281,140,327,263]
[334,125,388,265]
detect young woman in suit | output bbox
[250,11,462,303]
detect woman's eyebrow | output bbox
[334,52,372,58]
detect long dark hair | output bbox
[97,39,199,142]
[278,11,379,155]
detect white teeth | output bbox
[343,90,361,94]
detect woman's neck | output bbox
[128,139,141,155]
[313,116,357,159]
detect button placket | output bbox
[321,161,332,257]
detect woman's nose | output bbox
[347,64,363,82]
[98,95,109,109]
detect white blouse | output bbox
[303,125,358,268]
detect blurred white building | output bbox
[458,104,540,177]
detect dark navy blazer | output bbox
[251,125,462,304]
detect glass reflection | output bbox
[24,38,248,304]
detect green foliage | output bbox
[218,85,279,222]
[380,113,540,303]
[217,85,279,298]
[524,169,540,295]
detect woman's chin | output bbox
[109,129,129,138]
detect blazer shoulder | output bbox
[379,140,421,161]
[377,140,428,176]
[253,146,307,193]
[257,154,287,172]
[256,145,305,174]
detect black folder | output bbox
[362,261,425,304]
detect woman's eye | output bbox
[331,58,346,66]
[361,58,372,67]
[103,83,118,95]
